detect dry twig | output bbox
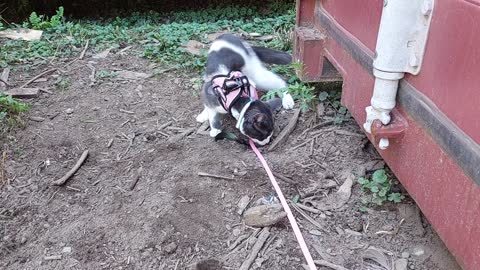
[20,68,57,88]
[197,172,234,181]
[239,227,270,270]
[268,108,300,151]
[51,150,89,186]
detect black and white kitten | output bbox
[196,34,294,145]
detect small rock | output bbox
[394,258,408,270]
[115,70,152,80]
[317,102,325,116]
[29,116,45,122]
[236,195,250,215]
[309,230,322,236]
[65,108,74,114]
[344,229,362,237]
[62,247,72,253]
[20,236,27,244]
[412,247,424,256]
[164,242,177,254]
[335,226,344,235]
[401,252,410,259]
[243,204,287,227]
[92,48,112,59]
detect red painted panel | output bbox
[406,0,480,144]
[322,0,382,51]
[323,30,480,270]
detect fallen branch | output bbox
[51,150,89,186]
[291,202,328,233]
[314,260,349,270]
[20,68,57,88]
[167,126,196,143]
[239,227,270,270]
[79,40,89,60]
[268,108,301,151]
[0,68,12,87]
[129,166,143,190]
[272,172,297,185]
[197,171,234,181]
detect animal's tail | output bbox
[252,47,292,65]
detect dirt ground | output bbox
[0,51,462,270]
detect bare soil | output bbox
[0,52,461,270]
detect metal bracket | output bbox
[370,109,408,150]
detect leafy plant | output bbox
[357,169,405,206]
[0,95,29,132]
[54,76,71,90]
[27,7,64,30]
[318,90,351,124]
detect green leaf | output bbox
[292,194,300,203]
[334,116,344,124]
[318,91,329,101]
[338,106,347,114]
[388,193,405,203]
[358,207,368,213]
[357,177,368,185]
[372,169,388,184]
[378,188,388,197]
[370,185,379,193]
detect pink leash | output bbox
[249,140,317,270]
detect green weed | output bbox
[0,95,29,132]
[318,90,351,124]
[25,6,64,30]
[1,6,295,69]
[54,76,71,90]
[358,169,405,206]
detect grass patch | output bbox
[0,95,28,133]
[1,5,295,70]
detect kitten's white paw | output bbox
[196,109,209,123]
[209,128,222,137]
[282,93,295,109]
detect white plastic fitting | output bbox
[364,0,434,149]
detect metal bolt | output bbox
[379,138,389,150]
[421,0,432,16]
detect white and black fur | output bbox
[196,34,294,145]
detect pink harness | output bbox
[212,71,258,114]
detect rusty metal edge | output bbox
[315,7,480,186]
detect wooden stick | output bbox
[314,260,349,270]
[291,202,329,233]
[197,171,234,181]
[79,40,89,60]
[51,150,89,186]
[239,227,270,270]
[268,108,301,151]
[20,68,57,89]
[0,68,12,86]
[129,167,143,190]
[272,172,297,185]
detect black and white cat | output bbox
[196,34,294,145]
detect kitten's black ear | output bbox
[266,98,282,112]
[253,113,268,130]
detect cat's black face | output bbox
[240,99,281,145]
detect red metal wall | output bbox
[295,0,480,269]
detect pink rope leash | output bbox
[249,140,317,270]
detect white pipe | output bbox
[363,0,434,149]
